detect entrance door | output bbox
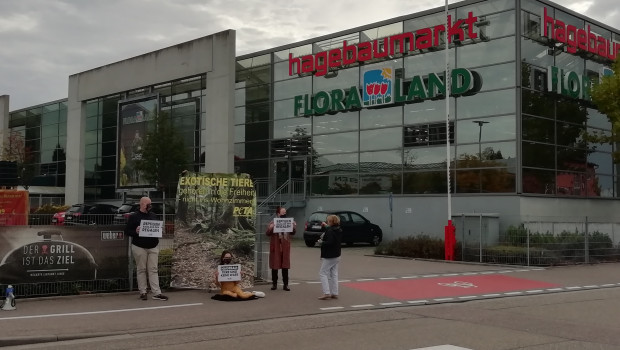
[273,158,306,194]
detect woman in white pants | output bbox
[318,215,343,300]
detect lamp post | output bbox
[472,120,489,193]
[472,121,489,161]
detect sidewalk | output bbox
[1,243,620,347]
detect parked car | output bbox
[303,210,383,247]
[51,211,66,225]
[113,202,175,225]
[64,204,119,225]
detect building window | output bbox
[404,122,454,147]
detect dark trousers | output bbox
[271,268,288,286]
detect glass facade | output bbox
[6,0,620,203]
[8,100,67,189]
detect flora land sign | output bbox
[294,67,482,117]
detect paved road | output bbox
[1,240,619,349]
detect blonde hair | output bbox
[327,214,340,226]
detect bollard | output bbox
[1,285,16,311]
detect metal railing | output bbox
[457,215,620,266]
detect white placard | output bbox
[138,220,163,237]
[273,218,294,233]
[218,264,241,282]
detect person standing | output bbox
[317,214,342,300]
[125,196,168,301]
[266,206,295,291]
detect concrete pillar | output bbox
[0,95,9,158]
[203,30,236,173]
[65,76,85,204]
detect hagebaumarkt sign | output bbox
[288,12,481,77]
[294,67,482,117]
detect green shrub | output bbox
[375,235,462,260]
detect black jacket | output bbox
[320,225,342,259]
[125,210,159,249]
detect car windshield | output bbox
[117,204,135,213]
[66,206,83,214]
[308,212,329,222]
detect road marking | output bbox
[434,298,454,302]
[422,274,439,277]
[0,303,203,321]
[583,285,598,288]
[356,278,375,281]
[351,304,374,308]
[411,346,473,350]
[379,277,397,280]
[407,300,428,304]
[380,302,403,306]
[525,289,543,293]
[546,288,563,292]
[504,291,523,295]
[566,286,582,290]
[601,284,616,287]
[482,294,501,297]
[457,296,477,299]
[320,306,344,311]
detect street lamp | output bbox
[472,120,489,193]
[472,120,489,161]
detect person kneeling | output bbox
[213,251,264,301]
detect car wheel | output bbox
[304,240,315,247]
[370,235,381,246]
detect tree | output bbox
[134,112,191,195]
[1,132,35,189]
[589,59,620,162]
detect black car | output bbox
[64,204,119,225]
[113,202,174,225]
[303,210,383,247]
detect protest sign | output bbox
[217,264,241,282]
[138,220,163,238]
[273,218,294,233]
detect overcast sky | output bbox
[1,0,618,111]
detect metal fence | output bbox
[457,214,620,266]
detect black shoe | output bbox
[283,286,290,291]
[271,285,277,290]
[152,294,168,301]
[139,293,148,301]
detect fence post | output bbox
[479,213,483,263]
[526,227,530,267]
[585,216,589,264]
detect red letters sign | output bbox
[0,190,28,225]
[289,12,480,77]
[541,7,619,61]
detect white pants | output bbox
[131,245,161,295]
[319,257,340,296]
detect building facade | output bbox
[2,0,620,240]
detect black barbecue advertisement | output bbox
[0,226,128,284]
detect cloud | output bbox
[1,0,619,111]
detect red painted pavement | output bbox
[342,275,561,300]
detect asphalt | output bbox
[1,241,620,349]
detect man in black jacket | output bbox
[125,196,168,301]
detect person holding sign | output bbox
[214,251,262,300]
[317,215,343,300]
[265,206,296,291]
[125,197,168,301]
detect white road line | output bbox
[401,276,418,279]
[379,277,397,280]
[482,294,501,297]
[434,298,454,302]
[498,270,513,273]
[320,307,344,311]
[503,291,523,295]
[0,303,203,321]
[356,278,375,281]
[442,273,459,276]
[306,281,322,284]
[457,296,477,299]
[422,274,439,277]
[411,345,473,349]
[351,304,374,308]
[480,271,494,274]
[566,286,582,290]
[546,288,563,291]
[407,300,428,304]
[525,289,543,293]
[583,285,598,288]
[338,280,351,282]
[380,302,403,306]
[601,284,616,287]
[462,272,478,275]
